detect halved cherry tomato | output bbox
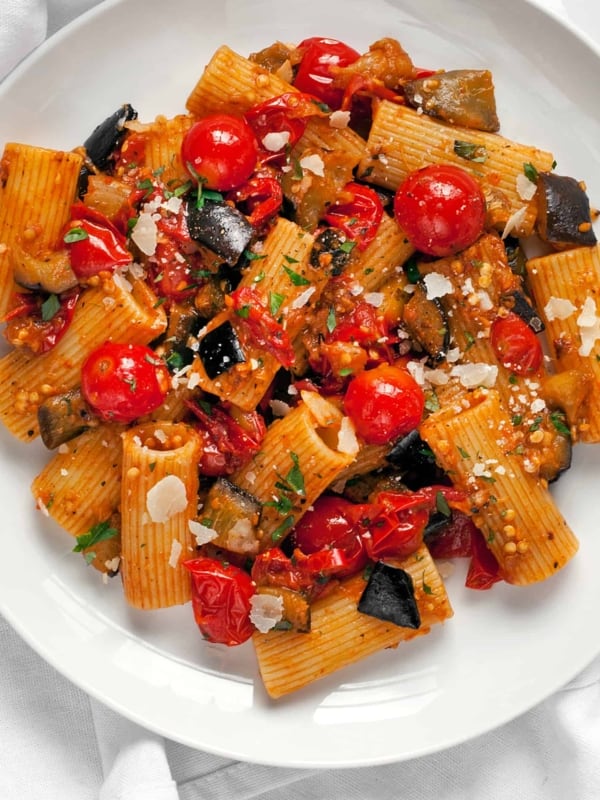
[291,495,375,578]
[181,114,258,191]
[65,203,132,278]
[366,485,466,560]
[184,558,255,646]
[465,528,502,590]
[244,92,326,164]
[490,311,543,375]
[393,164,486,257]
[2,288,80,354]
[226,176,283,229]
[424,509,478,559]
[293,37,361,110]
[227,286,295,368]
[323,182,383,250]
[186,400,266,476]
[81,342,170,423]
[343,363,425,445]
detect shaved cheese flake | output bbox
[262,130,291,152]
[501,206,528,239]
[423,272,453,300]
[577,296,600,356]
[146,475,187,523]
[113,269,133,293]
[451,363,498,388]
[162,195,183,214]
[364,292,384,308]
[291,285,316,309]
[228,518,258,554]
[131,211,158,256]
[544,296,576,321]
[189,520,218,546]
[250,593,284,633]
[338,415,359,455]
[516,173,537,201]
[168,539,183,568]
[329,110,351,128]
[299,154,325,177]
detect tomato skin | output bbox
[343,364,425,445]
[293,37,361,110]
[393,164,486,257]
[81,342,170,423]
[184,558,255,646]
[323,182,384,250]
[3,288,80,354]
[181,114,258,191]
[227,286,295,368]
[490,311,543,375]
[244,92,325,164]
[425,510,478,559]
[465,528,502,590]
[292,495,375,577]
[66,203,132,278]
[226,176,283,229]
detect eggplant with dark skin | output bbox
[83,103,138,173]
[186,199,254,266]
[358,561,421,629]
[536,172,597,250]
[198,320,246,379]
[310,227,353,275]
[504,289,544,333]
[403,69,500,132]
[386,429,448,490]
[38,388,97,449]
[202,477,262,554]
[402,282,450,362]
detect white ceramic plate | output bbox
[1,0,600,768]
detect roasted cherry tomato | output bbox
[323,182,384,250]
[184,558,255,646]
[65,203,132,278]
[226,176,283,229]
[81,342,170,423]
[227,286,295,368]
[343,364,425,445]
[393,164,486,256]
[292,495,375,577]
[181,114,258,192]
[490,311,543,375]
[465,528,502,590]
[186,400,266,476]
[2,288,80,354]
[293,37,361,110]
[244,92,326,164]
[424,510,478,559]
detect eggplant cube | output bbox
[199,321,246,379]
[537,172,597,249]
[186,200,254,265]
[358,561,421,629]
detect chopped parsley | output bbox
[453,140,488,163]
[41,294,61,321]
[63,226,88,244]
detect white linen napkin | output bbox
[1,2,600,799]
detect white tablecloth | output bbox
[1,1,600,798]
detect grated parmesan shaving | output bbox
[262,131,291,152]
[146,475,187,523]
[168,539,183,568]
[424,272,453,300]
[329,110,351,128]
[189,519,218,546]
[291,286,316,309]
[250,593,284,633]
[544,296,577,321]
[299,154,325,177]
[451,362,498,388]
[516,173,537,201]
[338,416,359,455]
[501,206,528,239]
[131,211,158,256]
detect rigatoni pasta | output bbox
[0,33,596,699]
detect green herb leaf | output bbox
[73,520,118,553]
[285,452,305,496]
[422,572,433,595]
[236,305,251,319]
[457,446,470,459]
[403,255,421,284]
[283,265,311,286]
[340,240,356,254]
[453,140,488,163]
[271,515,294,542]
[269,291,285,316]
[326,306,336,333]
[550,410,571,437]
[523,162,539,183]
[63,227,89,244]
[41,294,61,321]
[435,491,451,517]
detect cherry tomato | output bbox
[292,495,375,577]
[343,364,425,445]
[81,342,170,423]
[490,311,543,375]
[393,164,486,257]
[293,37,361,110]
[424,510,478,559]
[181,114,258,192]
[2,288,80,354]
[465,528,502,590]
[226,176,283,229]
[244,92,325,164]
[323,182,384,250]
[186,400,266,476]
[184,558,255,646]
[227,286,295,368]
[65,203,132,278]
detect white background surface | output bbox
[1,0,600,797]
